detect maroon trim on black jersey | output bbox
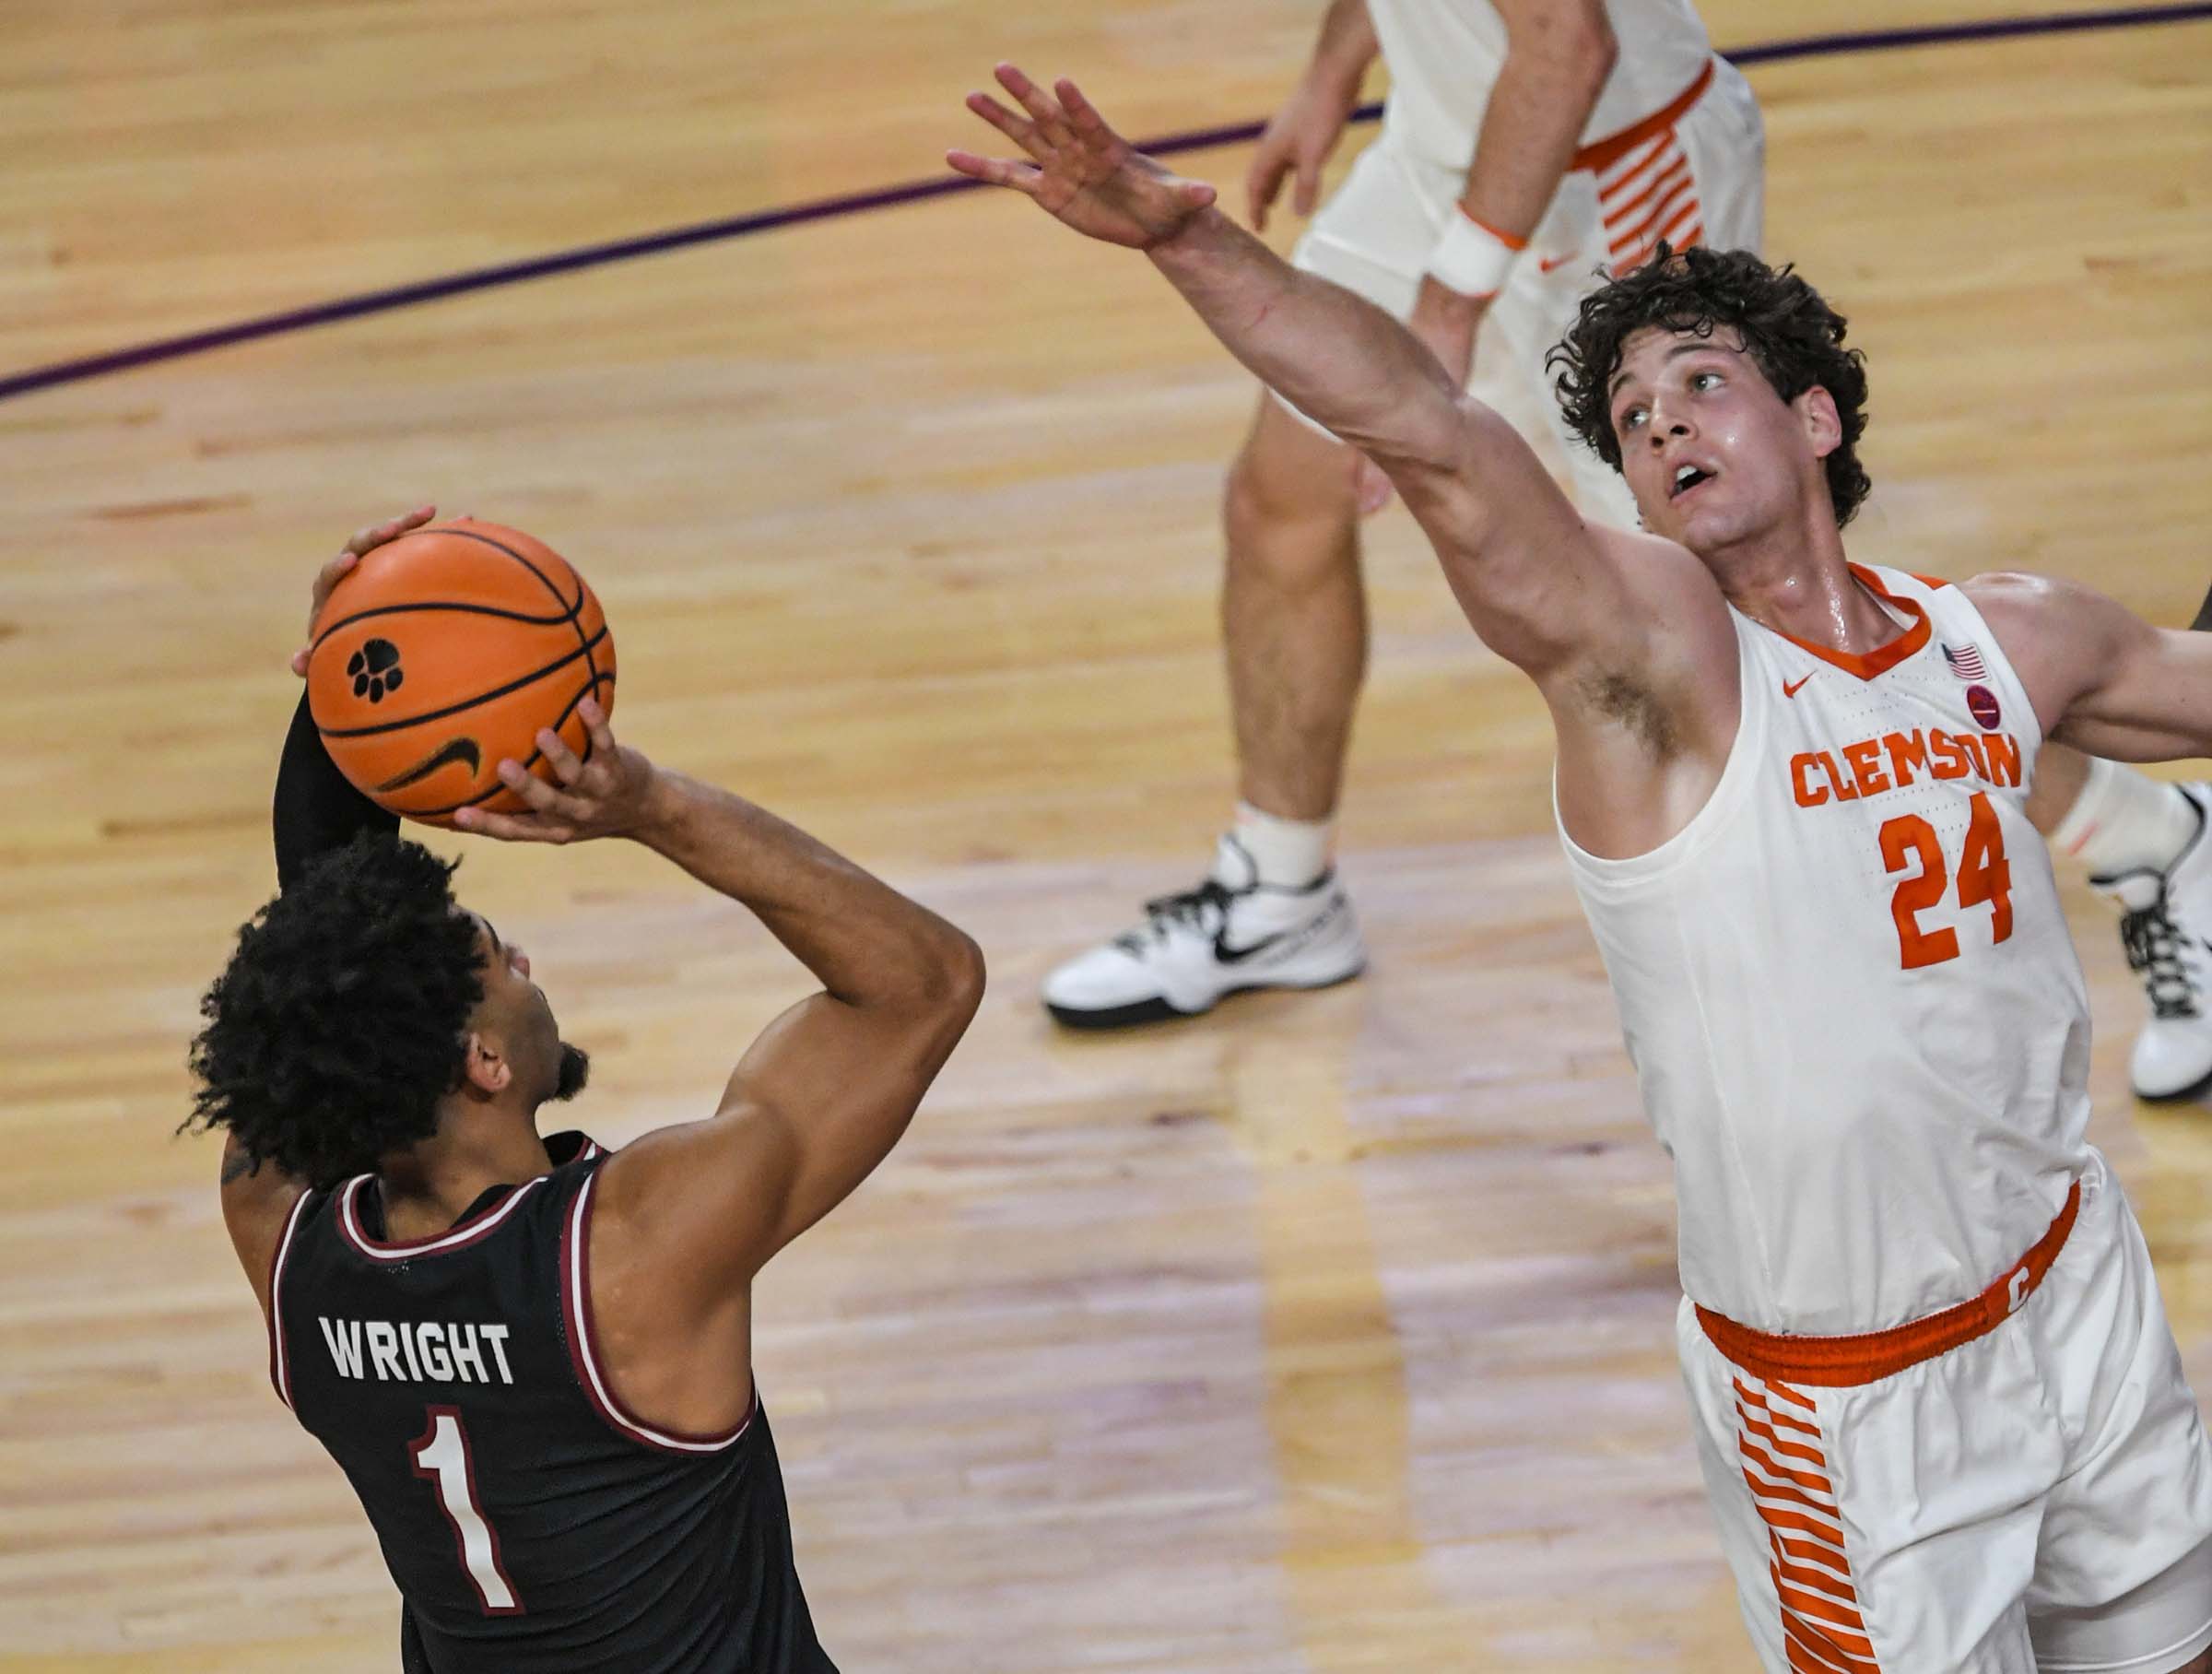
[336,1172,547,1262]
[559,1170,756,1455]
[266,1187,315,1410]
[408,1404,526,1617]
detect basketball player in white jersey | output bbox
[1030,3,2212,1120]
[1039,0,1766,1030]
[948,73,2212,1670]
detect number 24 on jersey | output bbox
[1880,790,2014,970]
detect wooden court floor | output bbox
[2,2,2208,1668]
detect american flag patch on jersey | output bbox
[1943,642,1988,680]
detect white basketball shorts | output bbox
[1677,1151,2212,1672]
[1287,53,1765,531]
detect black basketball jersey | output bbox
[268,1132,837,1673]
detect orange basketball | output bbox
[306,520,617,828]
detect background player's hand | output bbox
[1359,282,1489,516]
[452,699,660,845]
[291,504,437,675]
[1246,59,1363,231]
[1408,276,1485,394]
[948,65,1218,250]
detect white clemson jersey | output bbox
[1559,566,2092,1336]
[1369,0,1714,171]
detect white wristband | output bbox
[1425,208,1525,300]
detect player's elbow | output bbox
[900,920,986,1041]
[1514,1,1616,98]
[926,925,988,1020]
[1577,14,1620,91]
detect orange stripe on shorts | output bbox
[1737,1377,1884,1671]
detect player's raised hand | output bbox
[947,65,1218,250]
[453,698,661,846]
[292,504,437,676]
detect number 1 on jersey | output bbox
[409,1406,522,1614]
[1880,791,2014,970]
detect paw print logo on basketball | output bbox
[347,638,404,702]
[305,518,616,831]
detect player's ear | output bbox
[458,1032,512,1098]
[1795,384,1842,460]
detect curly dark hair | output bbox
[1548,243,1873,526]
[186,834,485,1187]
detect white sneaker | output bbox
[1041,836,1367,1029]
[2093,784,2212,1102]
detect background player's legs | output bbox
[1222,392,1369,828]
[2030,739,2212,1101]
[1036,388,1371,1028]
[1037,137,1460,1026]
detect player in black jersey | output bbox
[188,508,985,1673]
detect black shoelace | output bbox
[1115,878,1238,952]
[2118,894,2202,1020]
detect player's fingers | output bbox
[1054,77,1113,147]
[498,758,588,821]
[459,806,577,845]
[577,696,617,760]
[1356,455,1396,516]
[1246,150,1286,230]
[997,64,1073,148]
[307,551,358,619]
[1292,152,1322,218]
[453,805,537,841]
[536,725,584,786]
[946,150,1042,196]
[347,504,434,557]
[966,91,1048,160]
[300,550,359,667]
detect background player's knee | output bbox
[1222,397,1363,589]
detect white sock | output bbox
[2051,757,2200,878]
[1230,801,1334,889]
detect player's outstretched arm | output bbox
[457,713,985,1296]
[222,505,442,1297]
[1968,572,2212,760]
[948,66,1645,681]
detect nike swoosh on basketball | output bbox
[376,736,482,793]
[1783,674,1814,698]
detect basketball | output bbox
[305,520,617,828]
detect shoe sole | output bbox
[2134,1063,2212,1104]
[1043,963,1367,1032]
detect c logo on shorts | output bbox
[2007,1267,2031,1314]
